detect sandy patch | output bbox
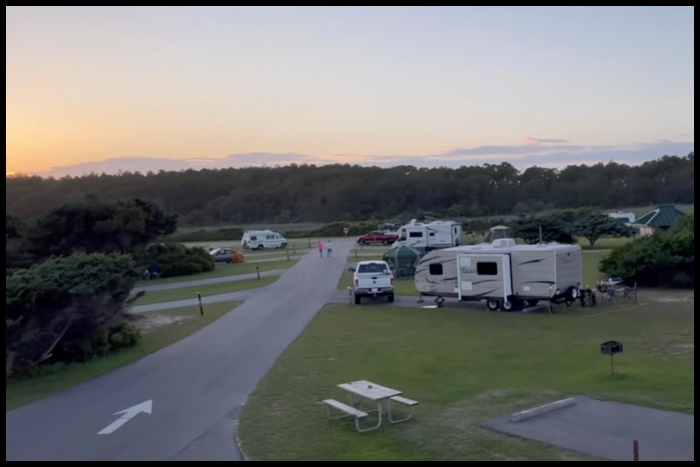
[134,314,194,334]
[654,298,690,303]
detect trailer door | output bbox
[457,254,512,301]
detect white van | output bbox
[241,230,288,250]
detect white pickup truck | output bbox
[352,260,395,305]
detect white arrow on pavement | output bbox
[98,400,153,435]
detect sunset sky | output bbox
[6,6,694,177]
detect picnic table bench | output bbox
[323,380,419,433]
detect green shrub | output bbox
[6,253,139,377]
[135,243,215,278]
[600,216,693,288]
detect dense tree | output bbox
[6,253,140,377]
[510,214,577,244]
[26,197,178,258]
[572,210,637,247]
[5,154,694,225]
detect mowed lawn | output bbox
[134,276,278,305]
[341,251,609,296]
[6,302,240,412]
[238,292,694,461]
[136,259,297,286]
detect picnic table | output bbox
[323,380,419,433]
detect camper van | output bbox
[392,220,462,251]
[414,239,582,311]
[241,230,288,250]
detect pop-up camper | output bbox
[392,220,462,251]
[414,239,582,311]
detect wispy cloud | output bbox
[35,139,693,177]
[523,137,569,144]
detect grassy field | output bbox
[238,291,694,461]
[137,260,297,286]
[340,250,609,296]
[6,301,240,412]
[135,276,278,305]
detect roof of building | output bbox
[634,205,686,228]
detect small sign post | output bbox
[197,292,204,316]
[633,440,639,461]
[601,341,623,376]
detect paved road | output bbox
[5,239,356,461]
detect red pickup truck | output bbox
[357,230,399,246]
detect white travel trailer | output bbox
[414,239,582,311]
[608,211,636,226]
[392,220,462,251]
[241,230,288,250]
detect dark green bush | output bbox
[6,253,139,377]
[600,215,693,288]
[135,243,215,278]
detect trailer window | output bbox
[409,232,423,238]
[477,262,498,276]
[429,264,443,275]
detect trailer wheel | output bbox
[568,287,580,300]
[502,300,516,312]
[354,295,362,305]
[256,244,264,250]
[486,299,501,311]
[383,240,390,245]
[387,294,395,303]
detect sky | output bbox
[5,6,694,177]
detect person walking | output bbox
[318,241,324,257]
[326,240,333,257]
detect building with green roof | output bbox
[634,205,686,236]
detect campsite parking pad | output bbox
[481,396,694,461]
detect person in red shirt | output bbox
[318,241,324,257]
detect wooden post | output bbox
[256,264,260,280]
[198,293,204,316]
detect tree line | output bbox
[6,153,694,225]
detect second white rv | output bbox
[392,220,462,251]
[414,239,582,311]
[241,230,288,250]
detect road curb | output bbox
[509,397,577,423]
[234,402,250,461]
[234,428,250,461]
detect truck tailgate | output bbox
[356,274,392,289]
